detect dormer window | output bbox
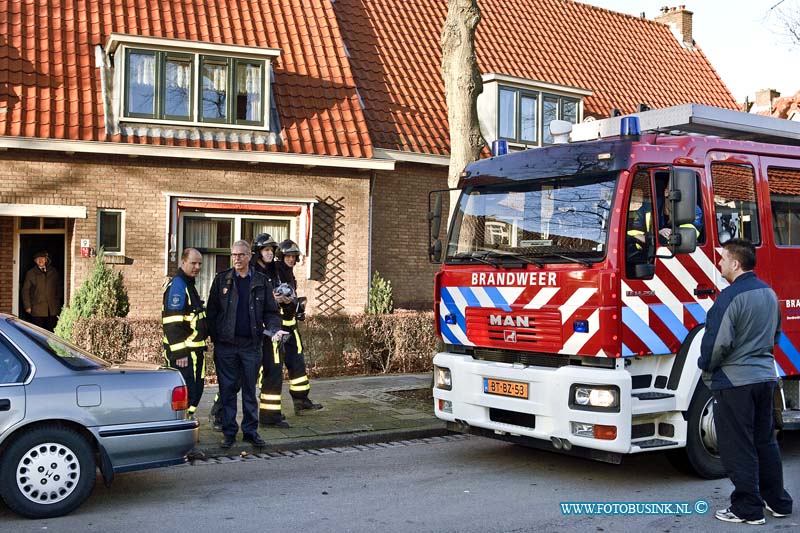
[107,34,279,131]
[480,74,591,149]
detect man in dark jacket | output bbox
[206,240,285,449]
[162,248,209,420]
[22,250,62,331]
[699,238,793,524]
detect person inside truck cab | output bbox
[657,185,703,244]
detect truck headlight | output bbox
[569,384,620,412]
[434,365,452,390]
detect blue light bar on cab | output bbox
[620,116,640,138]
[491,139,509,156]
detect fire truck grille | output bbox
[465,308,563,352]
[473,348,569,368]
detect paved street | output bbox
[2,432,799,532]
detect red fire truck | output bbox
[429,104,800,478]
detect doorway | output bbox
[17,233,66,322]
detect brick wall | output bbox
[0,151,371,318]
[370,163,449,309]
[0,217,12,313]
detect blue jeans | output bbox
[214,337,261,439]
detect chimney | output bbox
[655,5,694,48]
[754,89,781,113]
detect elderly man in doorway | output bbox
[22,250,62,332]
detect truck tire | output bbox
[0,426,96,518]
[667,381,726,479]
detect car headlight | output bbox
[434,365,451,390]
[569,384,620,412]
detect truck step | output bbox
[631,393,677,415]
[632,392,675,400]
[782,409,800,430]
[632,438,679,449]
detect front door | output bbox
[16,225,66,321]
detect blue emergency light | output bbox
[444,314,457,325]
[620,116,641,137]
[573,319,589,333]
[491,139,508,156]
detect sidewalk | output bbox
[193,373,448,457]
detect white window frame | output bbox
[107,34,280,132]
[97,209,126,256]
[479,73,591,150]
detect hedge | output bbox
[69,311,441,379]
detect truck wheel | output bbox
[0,426,96,518]
[667,382,726,479]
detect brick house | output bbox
[0,1,738,320]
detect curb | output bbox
[198,425,451,458]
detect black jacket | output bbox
[206,267,282,345]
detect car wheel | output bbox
[0,426,96,518]
[666,382,726,479]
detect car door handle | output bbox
[694,288,716,296]
[0,399,10,411]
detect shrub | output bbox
[55,252,129,342]
[71,317,132,363]
[70,310,439,378]
[367,271,393,315]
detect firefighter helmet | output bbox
[276,239,301,259]
[252,233,278,254]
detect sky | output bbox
[582,0,800,103]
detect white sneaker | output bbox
[765,503,789,518]
[715,507,766,525]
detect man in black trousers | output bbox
[699,238,792,524]
[206,240,286,449]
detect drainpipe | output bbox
[368,170,376,303]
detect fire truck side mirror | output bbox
[671,226,697,254]
[430,240,443,263]
[429,191,443,238]
[669,168,698,226]
[428,191,443,263]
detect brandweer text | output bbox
[471,272,557,286]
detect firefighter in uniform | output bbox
[274,239,323,414]
[162,248,209,420]
[252,233,291,428]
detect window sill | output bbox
[119,117,270,132]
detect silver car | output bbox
[0,315,198,518]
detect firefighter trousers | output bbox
[283,327,311,400]
[258,338,284,423]
[168,349,206,417]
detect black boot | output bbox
[209,398,223,432]
[259,413,291,428]
[293,398,324,415]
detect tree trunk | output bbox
[441,0,486,215]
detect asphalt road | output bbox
[2,433,800,532]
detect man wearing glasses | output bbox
[206,240,287,449]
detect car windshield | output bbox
[7,318,109,370]
[446,172,617,264]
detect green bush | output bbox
[55,252,130,342]
[367,271,393,315]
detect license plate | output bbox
[484,378,529,399]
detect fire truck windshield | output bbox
[445,172,617,264]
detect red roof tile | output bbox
[0,0,372,158]
[334,0,738,155]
